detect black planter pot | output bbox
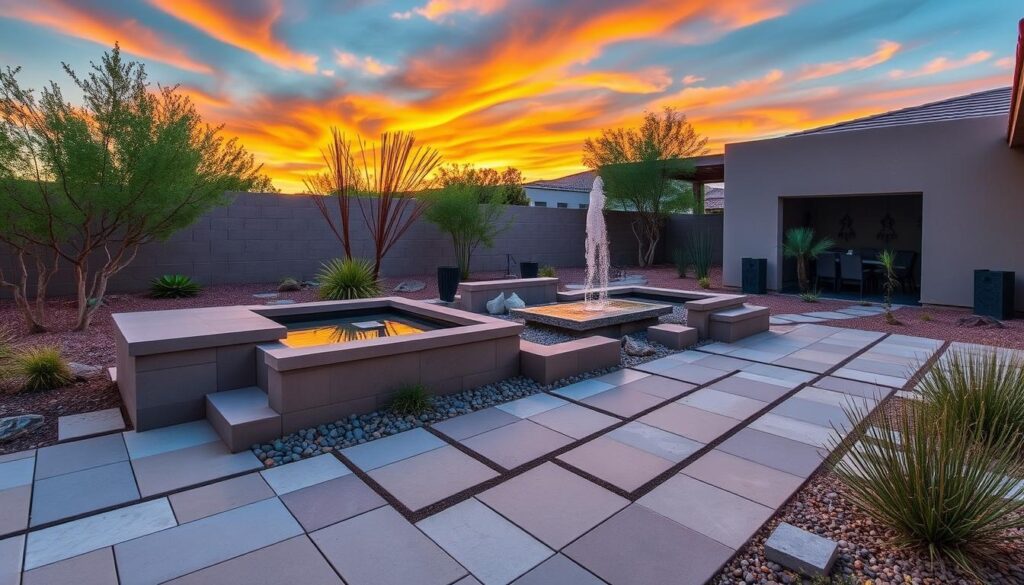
[520,261,539,279]
[437,266,461,302]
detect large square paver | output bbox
[114,498,303,585]
[122,420,219,460]
[512,554,603,585]
[417,498,552,585]
[168,473,275,524]
[528,404,619,439]
[0,486,30,537]
[581,387,664,418]
[57,408,125,443]
[22,547,117,585]
[165,536,342,584]
[552,379,616,401]
[606,421,703,463]
[708,374,793,402]
[34,434,128,480]
[478,462,628,549]
[678,388,767,420]
[614,376,696,400]
[814,376,894,400]
[462,420,573,470]
[592,369,650,386]
[683,450,804,508]
[315,506,465,585]
[0,457,33,491]
[748,413,838,448]
[131,441,262,497]
[638,474,773,549]
[369,445,498,511]
[658,363,728,385]
[557,437,674,493]
[717,428,826,478]
[638,403,740,444]
[30,461,140,526]
[771,397,852,428]
[260,454,351,495]
[0,535,23,585]
[341,428,445,471]
[281,474,385,532]
[564,504,734,585]
[495,393,567,418]
[433,408,520,441]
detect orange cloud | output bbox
[570,68,673,94]
[994,56,1014,69]
[889,50,992,79]
[148,0,317,73]
[682,74,706,84]
[335,51,395,76]
[797,40,901,81]
[410,0,508,21]
[0,0,211,73]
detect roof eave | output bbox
[1009,18,1024,147]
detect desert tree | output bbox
[435,163,529,205]
[424,184,509,279]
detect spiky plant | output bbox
[697,276,711,289]
[877,250,902,324]
[687,230,714,280]
[800,289,821,303]
[782,228,834,293]
[390,384,432,416]
[317,258,381,300]
[11,346,73,392]
[539,265,557,278]
[149,275,201,298]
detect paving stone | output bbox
[677,388,767,420]
[281,474,385,532]
[341,427,446,471]
[315,506,465,585]
[34,433,128,480]
[114,498,302,585]
[690,354,754,372]
[417,498,552,585]
[131,440,262,497]
[683,450,804,508]
[168,473,275,524]
[657,363,728,385]
[804,311,855,320]
[551,379,616,401]
[773,314,825,323]
[261,453,351,495]
[369,445,498,511]
[769,316,794,325]
[613,376,696,400]
[433,407,520,441]
[564,504,734,585]
[512,554,604,585]
[57,408,125,443]
[592,369,649,386]
[462,419,573,470]
[773,356,832,373]
[122,420,219,460]
[528,404,619,439]
[638,474,773,549]
[631,356,685,374]
[0,486,30,537]
[0,457,33,491]
[708,374,792,402]
[0,450,34,465]
[845,358,914,377]
[25,499,177,570]
[30,461,140,526]
[165,535,343,584]
[717,428,826,478]
[478,463,628,549]
[764,522,839,577]
[814,376,895,399]
[606,421,703,463]
[456,577,484,585]
[771,397,852,428]
[580,387,665,417]
[22,547,117,585]
[639,403,740,444]
[832,367,907,388]
[0,535,22,585]
[748,413,839,448]
[496,393,567,418]
[557,437,674,493]
[741,363,817,385]
[795,386,874,410]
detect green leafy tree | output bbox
[0,45,271,330]
[424,184,509,279]
[435,163,528,205]
[782,227,834,294]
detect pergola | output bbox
[658,154,725,214]
[1009,18,1023,147]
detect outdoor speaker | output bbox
[974,269,1015,320]
[742,258,767,294]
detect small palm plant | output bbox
[877,250,901,324]
[149,275,201,298]
[317,258,381,300]
[782,228,834,293]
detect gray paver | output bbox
[638,475,773,549]
[691,354,754,372]
[764,523,839,577]
[814,376,894,399]
[552,379,616,401]
[528,404,619,439]
[607,421,703,463]
[564,504,734,585]
[432,407,520,440]
[0,458,33,491]
[639,403,740,444]
[463,419,573,470]
[168,473,275,524]
[0,486,30,537]
[771,397,852,428]
[478,462,628,549]
[260,453,351,495]
[0,535,23,585]
[131,440,262,497]
[496,393,567,418]
[717,428,826,478]
[593,369,649,386]
[512,554,604,585]
[165,536,343,585]
[0,450,34,465]
[709,374,792,402]
[581,387,665,417]
[34,434,127,480]
[678,388,767,420]
[122,420,219,460]
[369,445,498,511]
[341,427,445,471]
[30,461,139,526]
[114,498,302,585]
[748,414,839,448]
[683,450,804,508]
[614,376,696,400]
[658,363,728,385]
[315,506,466,585]
[57,408,125,443]
[417,498,552,585]
[557,437,674,493]
[22,548,117,585]
[281,474,385,532]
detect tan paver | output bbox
[165,536,342,585]
[368,445,499,511]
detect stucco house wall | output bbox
[523,186,590,208]
[723,114,1024,308]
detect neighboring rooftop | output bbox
[524,170,597,193]
[794,87,1012,136]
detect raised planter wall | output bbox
[458,277,559,313]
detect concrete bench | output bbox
[684,294,747,338]
[709,304,770,343]
[520,337,620,385]
[647,324,698,349]
[207,387,282,453]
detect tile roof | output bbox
[793,87,1012,136]
[524,170,597,193]
[705,187,724,210]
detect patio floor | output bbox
[0,323,990,585]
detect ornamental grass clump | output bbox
[833,398,1024,574]
[9,346,73,392]
[390,384,432,416]
[317,258,381,300]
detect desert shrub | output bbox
[149,275,201,299]
[697,276,711,289]
[10,346,73,392]
[687,231,714,280]
[672,248,688,277]
[390,384,432,415]
[833,399,1024,573]
[317,258,381,300]
[278,277,301,292]
[799,289,821,303]
[920,312,933,322]
[539,265,557,278]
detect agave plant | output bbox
[782,227,834,293]
[317,258,381,300]
[149,275,201,298]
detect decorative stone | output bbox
[504,292,526,311]
[278,278,301,292]
[621,336,656,357]
[486,292,506,315]
[764,522,839,577]
[394,280,426,293]
[0,415,43,443]
[68,362,102,380]
[957,315,1005,328]
[252,292,279,299]
[265,299,296,305]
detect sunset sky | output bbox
[0,0,1019,193]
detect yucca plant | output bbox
[149,275,201,298]
[877,250,902,324]
[833,399,1024,574]
[390,384,432,416]
[687,230,714,281]
[317,258,381,300]
[782,227,834,293]
[800,289,821,303]
[10,346,73,392]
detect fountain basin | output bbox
[510,299,672,337]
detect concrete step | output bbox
[206,387,282,453]
[108,366,117,383]
[709,304,770,343]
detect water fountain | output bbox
[583,176,610,311]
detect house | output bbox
[722,19,1024,309]
[524,169,725,212]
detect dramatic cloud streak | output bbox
[889,50,993,79]
[798,40,901,81]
